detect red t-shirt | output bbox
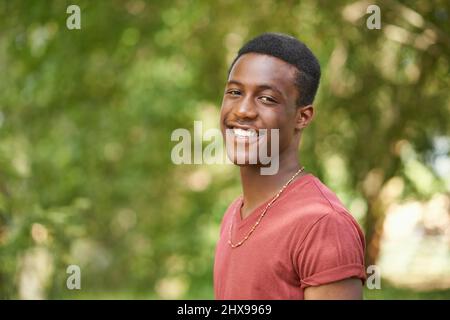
[214,173,366,299]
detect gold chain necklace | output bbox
[228,166,305,248]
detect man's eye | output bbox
[226,89,241,96]
[260,96,277,104]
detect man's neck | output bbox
[239,153,305,220]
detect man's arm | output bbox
[303,277,363,300]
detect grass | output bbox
[364,282,450,300]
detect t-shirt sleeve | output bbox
[296,211,367,290]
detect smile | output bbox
[225,122,266,140]
[232,128,258,138]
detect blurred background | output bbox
[0,0,449,299]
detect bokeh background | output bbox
[0,0,449,299]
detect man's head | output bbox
[220,33,321,168]
[228,33,321,107]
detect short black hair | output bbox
[228,32,321,107]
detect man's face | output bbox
[220,53,301,166]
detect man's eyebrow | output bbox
[226,80,283,96]
[226,80,243,86]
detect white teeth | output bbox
[233,128,257,137]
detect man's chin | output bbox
[227,152,258,166]
[227,154,280,175]
[227,155,270,167]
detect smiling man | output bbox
[214,33,366,300]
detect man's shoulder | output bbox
[288,175,349,214]
[282,175,360,231]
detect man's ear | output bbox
[295,104,314,130]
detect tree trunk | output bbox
[364,197,386,267]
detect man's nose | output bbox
[233,96,257,120]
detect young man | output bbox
[214,33,366,300]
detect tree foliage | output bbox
[0,0,449,299]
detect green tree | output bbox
[0,0,449,299]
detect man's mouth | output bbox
[232,127,258,138]
[225,123,263,139]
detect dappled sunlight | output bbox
[379,194,450,290]
[0,0,448,300]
